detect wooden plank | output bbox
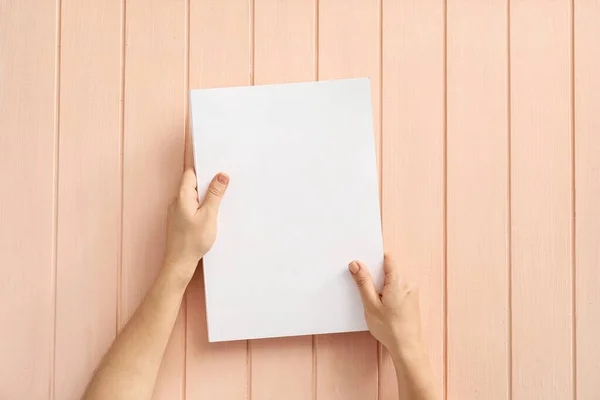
[53,0,122,398]
[510,1,573,398]
[316,1,380,399]
[185,1,250,398]
[251,0,315,398]
[254,0,316,84]
[0,0,57,398]
[121,0,186,399]
[316,333,379,399]
[446,1,510,399]
[380,0,445,399]
[575,0,600,397]
[251,338,313,400]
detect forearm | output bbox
[391,343,438,400]
[82,263,190,400]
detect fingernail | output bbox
[348,261,359,274]
[217,173,229,184]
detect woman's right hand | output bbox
[348,254,423,359]
[350,255,438,399]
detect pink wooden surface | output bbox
[54,1,122,399]
[1,0,599,399]
[447,1,510,399]
[0,0,56,398]
[511,1,573,398]
[575,1,600,396]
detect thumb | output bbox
[349,261,380,309]
[201,172,230,212]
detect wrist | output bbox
[390,341,438,400]
[160,259,199,293]
[388,338,427,365]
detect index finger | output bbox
[383,253,401,285]
[179,168,197,195]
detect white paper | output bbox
[190,78,384,342]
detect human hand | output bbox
[163,168,229,286]
[349,254,423,359]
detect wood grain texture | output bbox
[446,1,510,399]
[316,1,381,399]
[54,0,122,398]
[0,0,57,398]
[188,0,251,89]
[510,1,573,398]
[254,0,316,85]
[4,2,600,399]
[316,333,378,400]
[251,337,313,400]
[251,1,315,398]
[380,1,445,399]
[121,0,186,398]
[185,1,250,398]
[575,0,600,397]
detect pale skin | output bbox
[349,258,438,400]
[82,169,438,400]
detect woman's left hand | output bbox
[163,168,230,286]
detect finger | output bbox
[349,260,380,308]
[179,168,197,194]
[201,172,230,212]
[184,120,194,169]
[177,168,200,214]
[383,253,400,286]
